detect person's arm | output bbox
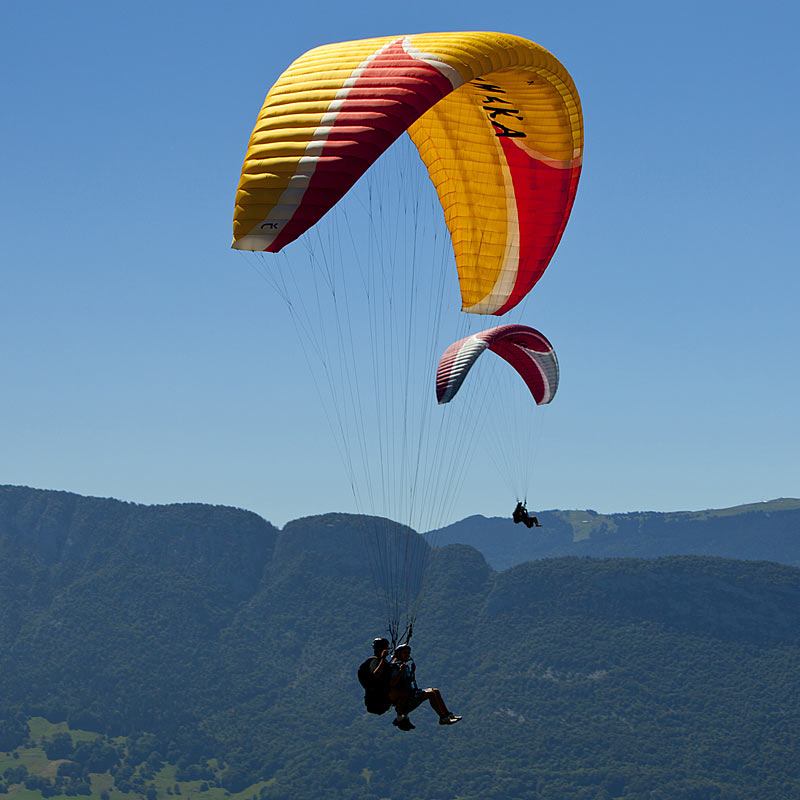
[372,650,389,676]
[389,662,405,688]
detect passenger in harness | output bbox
[389,643,461,730]
[357,637,392,715]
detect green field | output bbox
[1,719,269,800]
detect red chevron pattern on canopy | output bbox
[435,324,559,405]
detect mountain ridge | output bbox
[426,498,800,570]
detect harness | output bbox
[357,656,392,715]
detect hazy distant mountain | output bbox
[426,499,800,570]
[1,484,799,799]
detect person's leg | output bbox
[391,700,415,729]
[423,688,450,718]
[429,688,462,725]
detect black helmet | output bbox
[372,637,389,651]
[394,642,411,654]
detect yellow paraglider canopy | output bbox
[232,31,583,315]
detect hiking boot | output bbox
[393,716,415,731]
[439,714,462,725]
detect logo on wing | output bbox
[470,79,526,139]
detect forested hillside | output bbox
[1,485,799,799]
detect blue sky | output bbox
[2,0,798,528]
